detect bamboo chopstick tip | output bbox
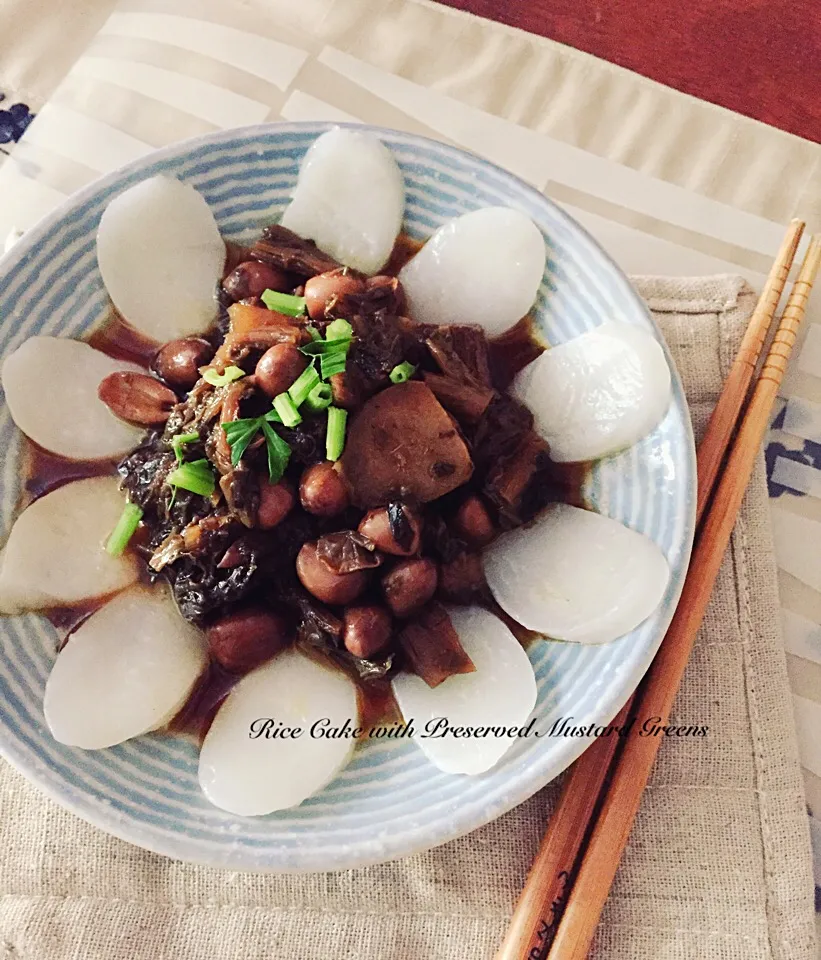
[795,236,821,283]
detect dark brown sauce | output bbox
[384,232,424,277]
[20,439,117,509]
[489,601,544,649]
[164,657,401,745]
[295,641,403,741]
[489,316,547,389]
[86,310,158,368]
[357,680,402,733]
[549,461,590,511]
[223,240,250,278]
[168,661,239,741]
[44,596,110,649]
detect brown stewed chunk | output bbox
[207,607,291,674]
[98,371,177,425]
[398,603,475,688]
[381,556,438,618]
[249,224,342,278]
[222,260,291,301]
[438,552,489,605]
[296,542,370,606]
[358,502,422,556]
[452,495,495,547]
[152,338,213,390]
[340,382,473,508]
[343,605,392,659]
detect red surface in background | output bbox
[437,0,821,143]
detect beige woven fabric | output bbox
[0,276,814,960]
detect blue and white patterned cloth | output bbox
[0,93,34,148]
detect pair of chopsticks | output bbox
[498,219,821,960]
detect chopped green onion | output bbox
[106,502,143,557]
[261,289,307,317]
[389,361,417,384]
[299,329,353,382]
[287,364,320,408]
[299,337,354,357]
[326,406,348,462]
[222,417,262,467]
[171,432,199,463]
[320,350,349,380]
[273,392,302,428]
[222,411,294,478]
[260,420,291,482]
[306,324,322,341]
[304,382,332,413]
[167,459,216,497]
[325,317,353,341]
[203,365,245,388]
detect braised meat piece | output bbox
[483,431,561,527]
[425,324,493,388]
[398,603,475,688]
[470,395,534,469]
[340,382,473,508]
[422,372,494,425]
[249,224,342,278]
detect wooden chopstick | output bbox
[495,219,805,960]
[696,219,805,511]
[545,234,821,960]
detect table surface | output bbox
[438,0,821,143]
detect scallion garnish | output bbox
[321,350,349,380]
[325,317,353,341]
[222,417,262,467]
[303,381,332,413]
[171,431,199,463]
[167,459,216,497]
[326,406,348,461]
[222,413,291,481]
[260,420,292,482]
[203,365,245,388]
[299,315,354,383]
[287,365,320,408]
[300,334,354,382]
[299,337,354,357]
[389,361,417,384]
[273,392,302,428]
[306,324,322,341]
[261,289,307,317]
[106,501,143,557]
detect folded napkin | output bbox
[0,276,814,960]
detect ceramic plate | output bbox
[0,123,695,870]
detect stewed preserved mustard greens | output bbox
[90,221,561,702]
[19,227,586,740]
[17,215,567,735]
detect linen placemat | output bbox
[0,276,814,960]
